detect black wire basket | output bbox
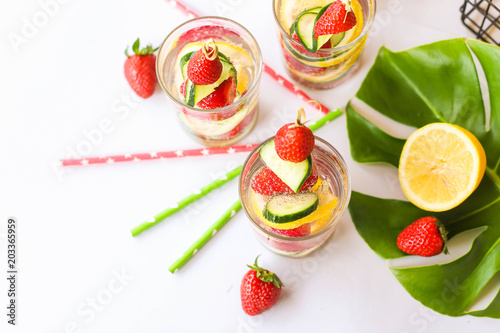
[460,0,500,45]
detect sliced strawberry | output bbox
[270,223,312,238]
[196,76,237,109]
[282,49,328,74]
[187,40,223,85]
[179,79,188,97]
[218,106,257,140]
[251,164,318,196]
[321,39,333,49]
[179,77,240,121]
[268,223,313,253]
[314,0,357,38]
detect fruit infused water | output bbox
[157,17,262,146]
[239,106,351,256]
[273,0,375,89]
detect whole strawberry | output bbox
[124,38,158,98]
[315,0,357,39]
[274,108,315,163]
[397,216,449,257]
[187,39,223,85]
[241,256,283,316]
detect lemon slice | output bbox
[399,123,487,212]
[250,179,338,231]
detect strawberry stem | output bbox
[125,38,159,58]
[202,38,219,61]
[247,255,284,289]
[437,219,449,255]
[340,0,353,23]
[341,0,353,13]
[289,100,323,129]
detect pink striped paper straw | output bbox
[166,0,331,115]
[60,143,258,167]
[261,64,329,114]
[167,0,199,19]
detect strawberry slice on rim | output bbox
[314,0,357,38]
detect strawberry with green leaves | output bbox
[124,38,158,99]
[241,256,283,316]
[397,216,449,257]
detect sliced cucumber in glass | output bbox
[259,140,312,193]
[184,59,236,107]
[263,192,319,223]
[295,12,318,53]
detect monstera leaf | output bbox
[346,38,500,317]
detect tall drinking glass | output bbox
[239,136,351,257]
[273,0,376,89]
[157,17,263,146]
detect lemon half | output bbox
[398,123,486,212]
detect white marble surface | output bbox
[1,0,499,332]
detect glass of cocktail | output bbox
[239,135,351,257]
[157,17,263,146]
[273,0,376,89]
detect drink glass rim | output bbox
[239,136,352,242]
[272,0,377,52]
[156,16,263,113]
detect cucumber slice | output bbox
[184,61,236,107]
[295,12,318,53]
[292,5,342,53]
[259,140,312,193]
[180,51,195,80]
[263,192,319,223]
[316,34,332,49]
[314,3,336,50]
[329,32,346,47]
[307,6,323,14]
[290,5,323,34]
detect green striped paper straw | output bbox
[131,166,242,236]
[131,109,342,238]
[169,200,242,273]
[308,108,342,131]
